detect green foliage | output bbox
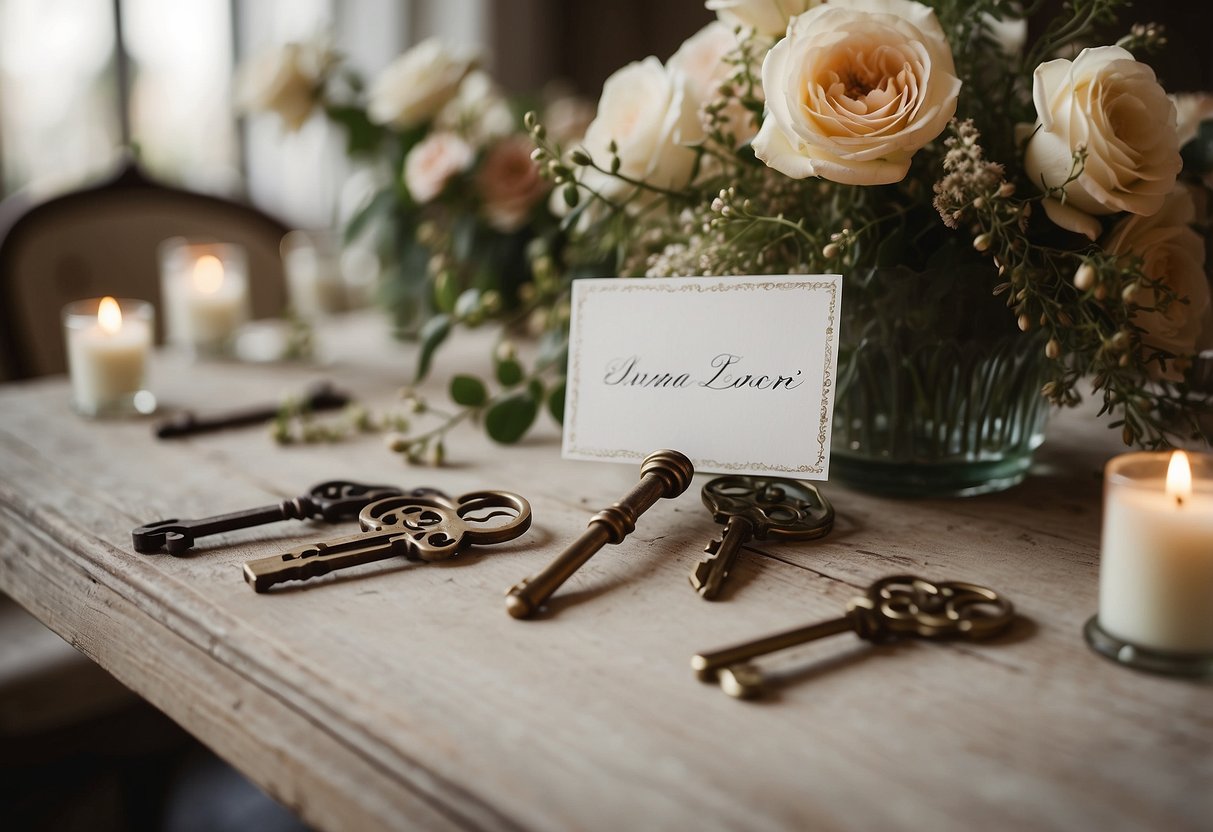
[415,314,451,382]
[485,391,539,444]
[450,374,488,406]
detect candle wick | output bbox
[1176,495,1184,508]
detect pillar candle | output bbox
[1098,451,1213,653]
[63,297,154,417]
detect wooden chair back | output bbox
[0,163,289,379]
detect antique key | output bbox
[155,381,349,439]
[692,575,1014,698]
[243,490,531,592]
[132,481,443,555]
[505,449,694,619]
[690,475,834,600]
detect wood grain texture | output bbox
[0,314,1209,832]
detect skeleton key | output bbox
[690,476,834,600]
[243,490,531,592]
[132,481,444,555]
[692,574,1014,698]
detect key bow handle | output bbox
[847,574,1015,641]
[701,476,834,541]
[358,491,532,563]
[303,480,409,522]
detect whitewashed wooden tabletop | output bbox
[0,313,1209,832]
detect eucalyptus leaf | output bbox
[496,358,524,387]
[454,288,482,319]
[485,392,538,444]
[450,374,488,406]
[415,314,451,382]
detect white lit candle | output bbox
[160,240,251,357]
[282,229,347,319]
[1098,451,1213,654]
[63,296,155,417]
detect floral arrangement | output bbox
[244,0,1213,463]
[512,0,1212,454]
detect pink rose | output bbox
[477,136,550,232]
[404,132,474,204]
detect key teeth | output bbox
[704,538,722,555]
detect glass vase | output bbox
[830,265,1051,497]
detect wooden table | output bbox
[0,314,1209,832]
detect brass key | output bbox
[692,574,1014,698]
[244,491,531,592]
[690,476,834,600]
[505,449,694,618]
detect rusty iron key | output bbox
[243,490,531,592]
[132,480,444,555]
[690,476,834,600]
[692,575,1015,698]
[505,449,694,619]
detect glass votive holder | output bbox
[282,229,348,320]
[159,238,251,358]
[1085,451,1213,676]
[62,297,157,418]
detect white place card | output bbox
[563,275,842,479]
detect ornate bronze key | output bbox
[243,490,531,592]
[690,475,834,600]
[692,575,1014,698]
[505,449,694,619]
[132,481,443,555]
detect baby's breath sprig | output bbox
[271,400,409,445]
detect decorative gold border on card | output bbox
[565,278,838,474]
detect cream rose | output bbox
[579,57,703,201]
[752,0,961,186]
[368,38,477,129]
[1105,187,1210,381]
[706,0,822,36]
[1173,92,1213,147]
[403,132,473,203]
[669,21,757,147]
[1025,46,1181,240]
[477,136,550,232]
[435,70,516,148]
[237,42,331,131]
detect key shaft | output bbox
[243,531,407,592]
[690,515,753,600]
[692,615,853,681]
[505,449,694,619]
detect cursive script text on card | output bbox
[603,353,804,391]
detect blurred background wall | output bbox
[0,0,1208,230]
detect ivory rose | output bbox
[706,0,822,36]
[237,42,331,131]
[368,38,477,129]
[404,132,473,203]
[669,21,757,146]
[1024,46,1181,240]
[580,57,703,201]
[477,136,550,232]
[436,70,516,148]
[752,0,961,186]
[1173,92,1213,147]
[1105,187,1210,380]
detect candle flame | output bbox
[1166,450,1192,506]
[192,255,225,295]
[97,296,122,334]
